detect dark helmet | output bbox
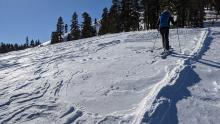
[165,6,172,11]
[160,0,175,13]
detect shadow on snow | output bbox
[141,28,216,124]
[141,66,201,124]
[171,30,220,69]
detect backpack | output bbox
[159,10,171,28]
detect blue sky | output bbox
[0,0,111,44]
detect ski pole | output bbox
[151,31,159,53]
[177,27,182,53]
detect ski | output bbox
[161,51,169,59]
[160,48,173,59]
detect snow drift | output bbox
[0,28,209,124]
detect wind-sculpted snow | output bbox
[0,29,206,123]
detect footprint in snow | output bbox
[213,81,220,92]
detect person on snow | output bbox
[157,6,176,53]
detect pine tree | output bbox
[108,0,123,33]
[172,0,205,27]
[14,43,18,50]
[57,16,65,35]
[10,44,14,51]
[81,12,96,38]
[143,0,160,29]
[95,18,98,25]
[214,0,220,14]
[65,24,68,33]
[30,39,35,47]
[121,0,140,31]
[172,0,189,27]
[26,36,29,48]
[67,34,72,41]
[35,40,41,46]
[70,12,81,40]
[0,42,4,53]
[99,8,109,35]
[121,0,131,31]
[51,32,60,44]
[37,40,41,46]
[56,17,64,43]
[130,0,140,30]
[34,40,38,47]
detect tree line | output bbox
[51,0,220,45]
[0,37,41,54]
[2,0,220,52]
[51,12,97,44]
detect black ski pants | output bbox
[159,27,170,51]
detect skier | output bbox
[157,6,176,54]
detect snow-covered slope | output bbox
[0,28,211,124]
[175,27,220,124]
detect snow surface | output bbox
[175,27,220,124]
[0,27,216,124]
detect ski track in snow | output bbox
[134,29,209,124]
[0,29,208,124]
[176,27,220,124]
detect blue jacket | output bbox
[158,10,175,29]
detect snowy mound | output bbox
[0,28,210,124]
